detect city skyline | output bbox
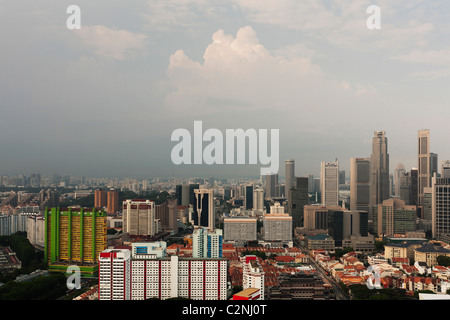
[1,1,450,179]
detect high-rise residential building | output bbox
[369,131,390,221]
[223,216,257,242]
[350,157,370,213]
[431,176,450,242]
[98,249,227,300]
[123,199,156,236]
[192,228,223,258]
[193,188,215,230]
[241,255,265,300]
[245,184,254,210]
[418,129,431,207]
[253,188,264,211]
[107,190,119,214]
[289,177,309,228]
[94,189,107,208]
[320,161,339,207]
[373,198,417,236]
[45,207,107,276]
[442,160,450,179]
[394,163,406,197]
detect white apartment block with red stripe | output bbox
[99,247,228,300]
[241,255,265,300]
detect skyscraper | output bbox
[350,157,370,213]
[289,177,309,228]
[442,160,450,178]
[265,173,277,200]
[418,129,430,207]
[320,161,339,207]
[369,131,390,221]
[431,176,450,242]
[253,188,264,211]
[245,184,254,210]
[285,159,295,206]
[193,188,215,230]
[394,163,406,197]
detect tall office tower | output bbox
[193,189,215,230]
[192,228,223,258]
[320,161,339,207]
[241,256,265,300]
[308,175,314,193]
[123,199,156,236]
[350,158,370,212]
[285,159,295,205]
[94,189,107,208]
[175,185,183,206]
[422,187,432,221]
[253,188,264,211]
[265,173,277,200]
[327,210,345,247]
[339,170,346,185]
[44,207,107,276]
[189,184,200,206]
[394,163,406,197]
[107,190,119,214]
[411,168,419,206]
[245,184,254,210]
[431,176,450,241]
[289,177,309,228]
[399,172,412,204]
[430,153,438,177]
[369,131,390,221]
[223,216,258,242]
[418,129,431,207]
[442,160,450,178]
[372,199,417,236]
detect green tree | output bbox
[437,255,450,267]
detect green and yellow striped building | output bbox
[44,207,107,277]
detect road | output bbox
[305,249,349,300]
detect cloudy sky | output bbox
[1,0,449,179]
